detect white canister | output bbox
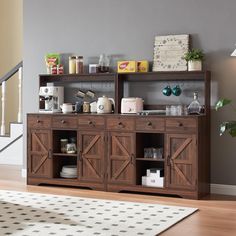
[60,103,75,113]
[90,101,97,113]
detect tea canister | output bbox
[83,101,90,113]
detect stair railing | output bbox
[0,61,23,135]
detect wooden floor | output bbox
[0,165,235,236]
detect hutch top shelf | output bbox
[39,71,210,85]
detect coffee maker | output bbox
[39,85,64,113]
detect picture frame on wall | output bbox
[153,34,190,72]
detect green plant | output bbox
[215,98,236,137]
[184,49,204,61]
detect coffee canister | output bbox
[83,102,90,113]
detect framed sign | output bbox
[153,34,189,71]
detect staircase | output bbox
[0,62,23,166]
[0,123,23,165]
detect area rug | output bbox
[0,190,197,236]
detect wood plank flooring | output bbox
[0,165,235,236]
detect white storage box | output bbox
[146,176,164,187]
[146,168,164,178]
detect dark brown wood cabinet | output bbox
[27,71,210,199]
[107,132,135,185]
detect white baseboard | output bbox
[211,184,236,196]
[21,168,27,178]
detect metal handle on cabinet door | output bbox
[118,122,124,128]
[48,149,52,159]
[61,120,66,124]
[131,154,135,164]
[167,155,171,166]
[147,121,152,127]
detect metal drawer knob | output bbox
[147,122,152,126]
[178,123,183,127]
[118,122,124,128]
[61,120,66,124]
[36,120,41,123]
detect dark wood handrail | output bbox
[0,61,23,85]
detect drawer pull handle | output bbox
[118,122,124,128]
[147,122,152,126]
[36,120,41,123]
[88,121,93,125]
[178,123,183,127]
[61,120,66,124]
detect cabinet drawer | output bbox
[52,116,77,129]
[166,118,197,132]
[78,116,105,129]
[136,118,165,131]
[28,115,51,129]
[107,117,135,131]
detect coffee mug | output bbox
[172,85,182,96]
[60,103,75,113]
[162,86,172,96]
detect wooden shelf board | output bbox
[136,158,164,162]
[39,73,116,83]
[119,71,209,81]
[53,153,77,157]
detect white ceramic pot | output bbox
[97,96,115,114]
[60,103,75,113]
[188,60,202,71]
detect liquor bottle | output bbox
[187,92,201,114]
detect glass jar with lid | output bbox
[69,56,77,74]
[76,56,84,74]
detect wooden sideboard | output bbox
[27,71,210,199]
[27,113,209,199]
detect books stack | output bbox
[153,34,189,71]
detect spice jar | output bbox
[76,56,84,74]
[69,56,77,74]
[83,101,90,113]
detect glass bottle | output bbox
[98,54,109,73]
[187,92,201,115]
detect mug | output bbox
[60,103,75,113]
[172,85,182,96]
[162,86,172,96]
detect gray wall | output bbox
[23,0,236,185]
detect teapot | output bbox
[97,95,115,114]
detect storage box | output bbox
[137,60,149,72]
[146,168,164,178]
[146,176,164,187]
[142,176,147,186]
[117,61,137,73]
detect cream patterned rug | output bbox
[0,190,197,236]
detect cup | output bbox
[172,85,182,96]
[60,103,75,114]
[162,86,172,96]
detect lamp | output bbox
[231,47,236,56]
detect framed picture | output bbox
[153,34,189,71]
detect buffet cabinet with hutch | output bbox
[27,71,211,199]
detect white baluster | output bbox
[17,67,22,123]
[1,81,6,135]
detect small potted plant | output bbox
[184,49,204,71]
[215,99,236,137]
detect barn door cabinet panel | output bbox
[107,132,135,185]
[27,129,52,178]
[165,133,197,191]
[79,131,105,184]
